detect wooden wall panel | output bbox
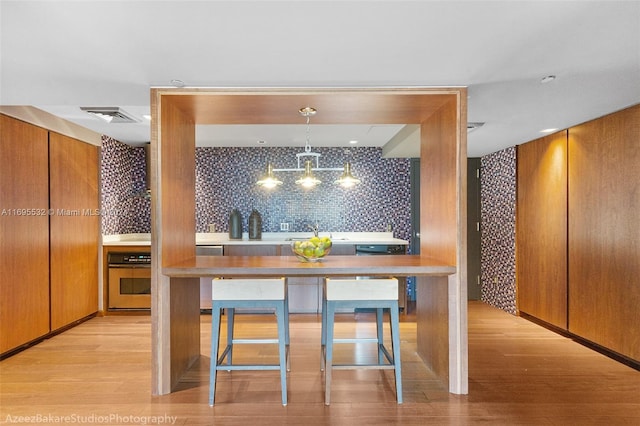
[516,131,568,329]
[420,99,458,265]
[568,105,640,361]
[49,132,100,330]
[0,115,50,354]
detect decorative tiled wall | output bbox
[196,147,412,243]
[480,146,517,314]
[101,139,412,244]
[100,136,150,235]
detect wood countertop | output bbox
[162,255,455,278]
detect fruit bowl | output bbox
[291,236,332,262]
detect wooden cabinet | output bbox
[567,105,640,362]
[49,132,100,329]
[0,114,100,355]
[0,115,51,354]
[516,131,568,329]
[515,105,640,363]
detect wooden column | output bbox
[419,94,468,394]
[151,92,200,394]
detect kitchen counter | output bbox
[103,232,408,247]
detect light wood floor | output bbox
[1,302,638,425]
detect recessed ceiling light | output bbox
[170,79,185,87]
[257,140,266,145]
[349,140,358,145]
[541,75,556,84]
[540,128,558,133]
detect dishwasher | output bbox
[355,244,407,312]
[196,245,224,310]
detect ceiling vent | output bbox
[467,122,485,132]
[80,106,140,123]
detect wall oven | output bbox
[107,252,151,310]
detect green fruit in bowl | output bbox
[291,236,332,262]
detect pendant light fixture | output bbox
[295,159,322,188]
[256,163,283,188]
[255,106,361,189]
[334,161,361,188]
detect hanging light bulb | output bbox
[256,163,283,188]
[334,162,361,188]
[295,160,321,188]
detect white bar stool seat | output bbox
[209,278,289,406]
[321,278,402,405]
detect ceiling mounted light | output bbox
[255,107,361,189]
[256,163,283,189]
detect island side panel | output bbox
[416,276,449,383]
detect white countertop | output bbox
[102,232,408,247]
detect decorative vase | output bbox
[248,209,262,240]
[229,209,242,240]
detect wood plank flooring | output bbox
[1,301,638,425]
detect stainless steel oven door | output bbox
[108,266,151,310]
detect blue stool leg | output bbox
[276,302,288,406]
[284,293,291,372]
[209,303,223,406]
[376,307,384,364]
[324,301,336,405]
[389,301,403,404]
[320,287,327,371]
[226,307,235,366]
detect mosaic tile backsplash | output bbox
[101,136,150,234]
[101,138,412,244]
[480,147,517,314]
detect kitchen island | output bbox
[149,87,468,399]
[161,253,455,400]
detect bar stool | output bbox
[321,278,402,405]
[209,278,289,406]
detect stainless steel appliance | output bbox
[107,252,151,310]
[355,244,407,311]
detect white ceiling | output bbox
[1,1,639,157]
